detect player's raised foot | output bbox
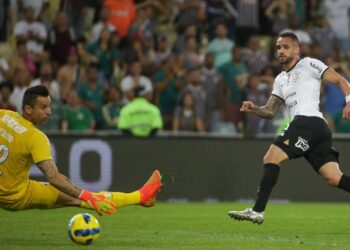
[228,208,264,224]
[139,170,162,207]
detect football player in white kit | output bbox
[228,32,350,224]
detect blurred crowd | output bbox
[0,0,350,135]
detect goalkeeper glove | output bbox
[79,189,116,216]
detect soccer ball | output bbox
[68,213,101,245]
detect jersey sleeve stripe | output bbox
[321,67,329,79]
[272,94,285,102]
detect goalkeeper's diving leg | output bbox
[81,170,162,209]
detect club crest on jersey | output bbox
[0,144,9,164]
[292,71,300,83]
[295,137,309,152]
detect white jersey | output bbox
[272,57,328,120]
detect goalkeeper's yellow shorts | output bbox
[0,180,60,211]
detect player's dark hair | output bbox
[278,32,299,44]
[22,85,50,110]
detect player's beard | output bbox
[279,55,293,65]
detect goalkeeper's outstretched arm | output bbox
[37,159,82,197]
[37,159,116,216]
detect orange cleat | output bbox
[139,170,162,207]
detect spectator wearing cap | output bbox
[120,61,153,104]
[118,86,162,137]
[0,81,17,111]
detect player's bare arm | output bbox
[37,159,82,198]
[241,95,284,119]
[323,68,350,119]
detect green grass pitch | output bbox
[1,202,350,250]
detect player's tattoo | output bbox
[37,159,81,198]
[253,95,284,119]
[37,159,58,179]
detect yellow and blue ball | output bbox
[68,213,101,245]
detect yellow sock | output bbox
[109,191,141,208]
[80,191,141,209]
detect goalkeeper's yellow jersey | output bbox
[0,110,52,200]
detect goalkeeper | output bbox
[0,86,162,216]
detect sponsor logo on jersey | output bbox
[285,91,296,100]
[310,62,322,74]
[1,115,27,134]
[0,128,13,143]
[287,100,297,110]
[295,136,309,151]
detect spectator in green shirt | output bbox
[218,46,248,129]
[62,89,95,131]
[118,86,162,137]
[102,86,122,129]
[153,56,182,130]
[78,64,105,129]
[85,28,122,82]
